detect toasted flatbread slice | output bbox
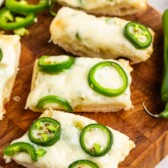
[56,0,147,16]
[50,7,154,64]
[3,110,135,168]
[0,35,21,119]
[26,56,133,113]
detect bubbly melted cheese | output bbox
[0,35,21,119]
[26,56,133,112]
[57,0,147,10]
[94,66,124,89]
[84,127,109,150]
[4,110,135,168]
[50,7,154,63]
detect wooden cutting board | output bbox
[0,4,166,168]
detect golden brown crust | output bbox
[0,35,21,119]
[74,103,130,112]
[57,1,147,16]
[2,74,17,104]
[28,103,132,113]
[31,60,39,91]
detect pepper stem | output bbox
[143,102,168,118]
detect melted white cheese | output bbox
[0,35,21,119]
[84,127,109,150]
[4,110,135,168]
[50,7,154,63]
[26,56,133,112]
[94,65,124,89]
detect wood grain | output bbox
[0,4,166,168]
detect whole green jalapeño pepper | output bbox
[69,160,99,168]
[5,0,48,14]
[3,142,37,161]
[36,95,73,112]
[29,117,61,146]
[88,61,128,97]
[0,48,3,62]
[143,10,168,118]
[0,7,35,30]
[124,22,152,49]
[80,124,113,157]
[38,55,75,73]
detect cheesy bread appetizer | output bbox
[50,7,154,64]
[26,55,133,113]
[56,0,147,16]
[3,110,135,168]
[0,35,21,119]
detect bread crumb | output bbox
[13,96,21,102]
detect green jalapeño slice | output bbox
[28,117,61,146]
[3,142,37,161]
[88,61,128,97]
[124,22,152,49]
[80,124,113,157]
[36,95,73,112]
[38,55,75,73]
[69,160,99,168]
[0,7,35,30]
[5,0,48,14]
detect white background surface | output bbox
[149,0,168,13]
[0,0,166,167]
[148,1,168,168]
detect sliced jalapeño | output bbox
[69,160,99,168]
[124,21,152,49]
[80,124,113,157]
[36,95,73,112]
[28,117,61,146]
[0,7,35,30]
[88,61,128,97]
[38,55,75,73]
[3,142,37,161]
[5,0,48,14]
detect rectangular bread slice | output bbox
[0,35,21,119]
[26,55,133,113]
[3,110,135,168]
[50,7,154,64]
[56,0,147,16]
